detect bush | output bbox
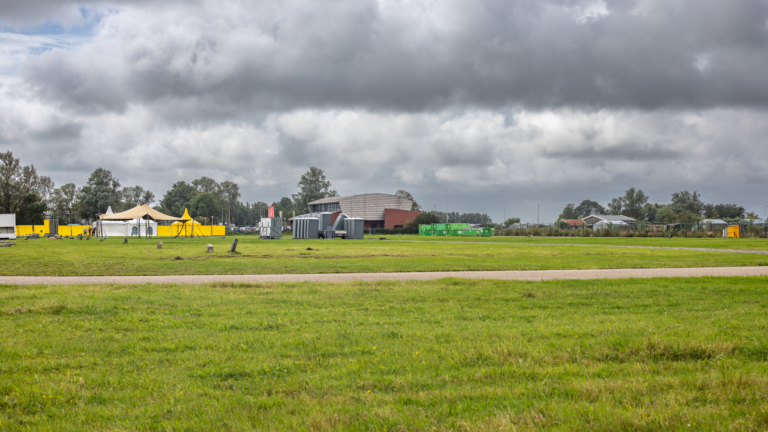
[404,212,440,229]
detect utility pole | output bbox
[446,202,448,223]
[537,204,539,225]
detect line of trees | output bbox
[558,188,758,224]
[2,153,435,228]
[1,152,156,224]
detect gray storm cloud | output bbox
[17,0,768,113]
[1,0,768,222]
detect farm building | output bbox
[559,219,586,228]
[581,214,637,226]
[306,193,419,229]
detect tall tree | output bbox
[292,167,338,214]
[395,190,422,211]
[558,203,579,220]
[0,151,54,215]
[188,193,219,220]
[192,176,221,194]
[606,188,648,219]
[575,200,605,218]
[49,183,77,223]
[606,198,623,215]
[77,168,121,219]
[159,181,197,217]
[621,188,649,220]
[702,203,745,220]
[17,193,47,225]
[219,181,241,223]
[122,186,155,208]
[670,190,704,216]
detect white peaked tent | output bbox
[95,204,189,238]
[93,206,160,237]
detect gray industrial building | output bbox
[306,193,418,229]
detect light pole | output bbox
[537,204,539,225]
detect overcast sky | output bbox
[2,0,768,222]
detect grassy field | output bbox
[2,236,768,276]
[385,234,768,250]
[1,277,766,430]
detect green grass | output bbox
[3,236,768,276]
[1,277,767,430]
[383,234,768,250]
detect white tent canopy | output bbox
[94,204,188,237]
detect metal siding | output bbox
[334,194,412,220]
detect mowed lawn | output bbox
[1,277,767,430]
[383,235,768,250]
[2,236,768,276]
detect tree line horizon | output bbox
[1,152,758,226]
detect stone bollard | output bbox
[123,237,128,244]
[157,241,162,249]
[230,238,238,253]
[207,244,214,253]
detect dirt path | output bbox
[387,240,768,254]
[2,267,767,285]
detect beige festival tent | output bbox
[98,204,190,238]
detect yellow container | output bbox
[727,225,740,238]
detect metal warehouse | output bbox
[307,193,419,229]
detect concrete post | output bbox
[157,241,162,249]
[207,244,214,253]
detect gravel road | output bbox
[1,266,766,285]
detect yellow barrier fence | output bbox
[15,221,226,237]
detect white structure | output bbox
[582,214,637,226]
[93,206,158,237]
[593,220,631,229]
[692,219,728,230]
[0,214,16,240]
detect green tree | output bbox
[192,177,221,194]
[220,181,241,223]
[188,193,219,220]
[49,183,77,223]
[643,203,662,223]
[78,168,121,219]
[558,203,579,220]
[621,188,649,220]
[606,197,623,215]
[0,151,54,215]
[670,190,704,216]
[292,167,338,214]
[395,190,422,211]
[575,200,605,218]
[503,217,521,226]
[404,212,440,229]
[159,181,198,217]
[271,197,295,217]
[702,203,745,219]
[17,193,47,225]
[121,186,155,209]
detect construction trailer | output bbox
[259,217,283,239]
[0,214,16,240]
